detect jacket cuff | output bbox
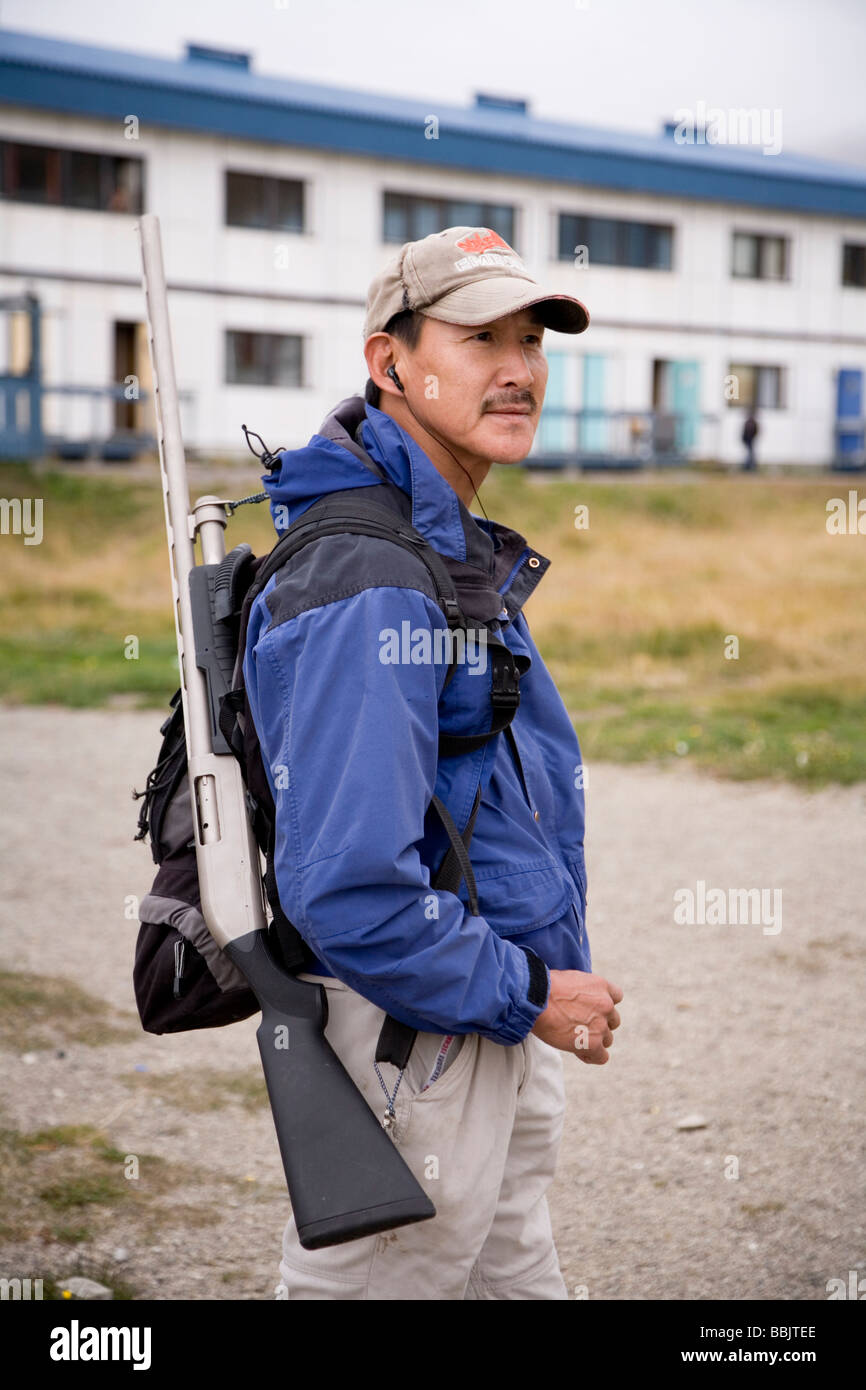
[520,945,550,1007]
[489,945,550,1045]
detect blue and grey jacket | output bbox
[243,394,590,1046]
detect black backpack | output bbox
[132,483,524,1069]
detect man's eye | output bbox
[472,331,542,343]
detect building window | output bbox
[557,214,672,269]
[225,170,305,231]
[225,331,304,387]
[727,363,785,409]
[731,232,788,280]
[383,192,516,248]
[842,242,866,288]
[0,140,143,212]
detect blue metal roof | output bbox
[1,26,865,218]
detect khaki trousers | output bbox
[277,972,569,1300]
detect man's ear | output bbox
[364,333,403,398]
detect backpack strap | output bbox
[374,784,483,1071]
[244,487,524,751]
[263,825,310,973]
[429,787,482,917]
[437,639,521,757]
[250,487,466,635]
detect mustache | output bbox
[483,392,537,413]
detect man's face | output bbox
[391,308,548,468]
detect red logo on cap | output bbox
[455,228,512,255]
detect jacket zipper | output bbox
[505,724,540,822]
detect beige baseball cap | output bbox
[363,225,589,339]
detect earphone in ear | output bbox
[386,365,405,393]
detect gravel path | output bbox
[1,704,863,1301]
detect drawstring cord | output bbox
[205,424,289,515]
[131,749,180,841]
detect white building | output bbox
[1,27,865,466]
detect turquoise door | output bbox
[671,361,700,452]
[537,350,569,454]
[582,355,607,453]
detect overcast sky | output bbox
[2,0,865,170]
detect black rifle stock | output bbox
[136,212,435,1250]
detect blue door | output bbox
[836,369,864,459]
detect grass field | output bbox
[0,458,863,785]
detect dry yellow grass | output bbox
[1,461,863,781]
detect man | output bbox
[244,226,623,1300]
[742,410,759,471]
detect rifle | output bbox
[135,212,435,1250]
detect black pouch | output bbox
[132,690,259,1034]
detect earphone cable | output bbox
[393,378,491,524]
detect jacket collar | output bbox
[317,395,550,619]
